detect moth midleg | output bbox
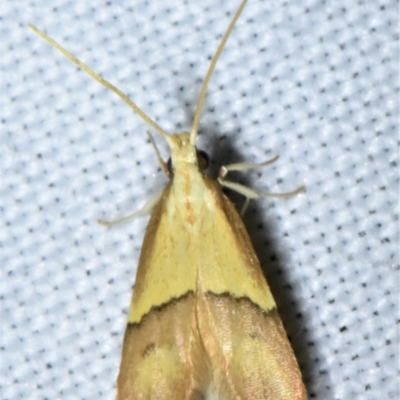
[218,158,305,215]
[98,191,163,227]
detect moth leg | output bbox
[98,132,168,227]
[218,155,279,179]
[98,190,163,227]
[218,156,304,215]
[147,131,170,177]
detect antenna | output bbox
[190,0,248,144]
[28,24,172,144]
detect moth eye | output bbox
[166,149,209,176]
[167,157,173,176]
[196,149,209,171]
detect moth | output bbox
[30,0,307,398]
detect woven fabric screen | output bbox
[1,0,398,399]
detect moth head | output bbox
[164,132,209,176]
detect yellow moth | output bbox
[30,0,307,398]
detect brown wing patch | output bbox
[197,293,307,400]
[117,293,209,400]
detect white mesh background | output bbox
[1,0,398,399]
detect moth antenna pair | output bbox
[28,0,249,147]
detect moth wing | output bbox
[197,184,307,399]
[116,185,209,399]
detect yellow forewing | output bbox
[198,179,275,310]
[128,176,275,324]
[127,182,197,324]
